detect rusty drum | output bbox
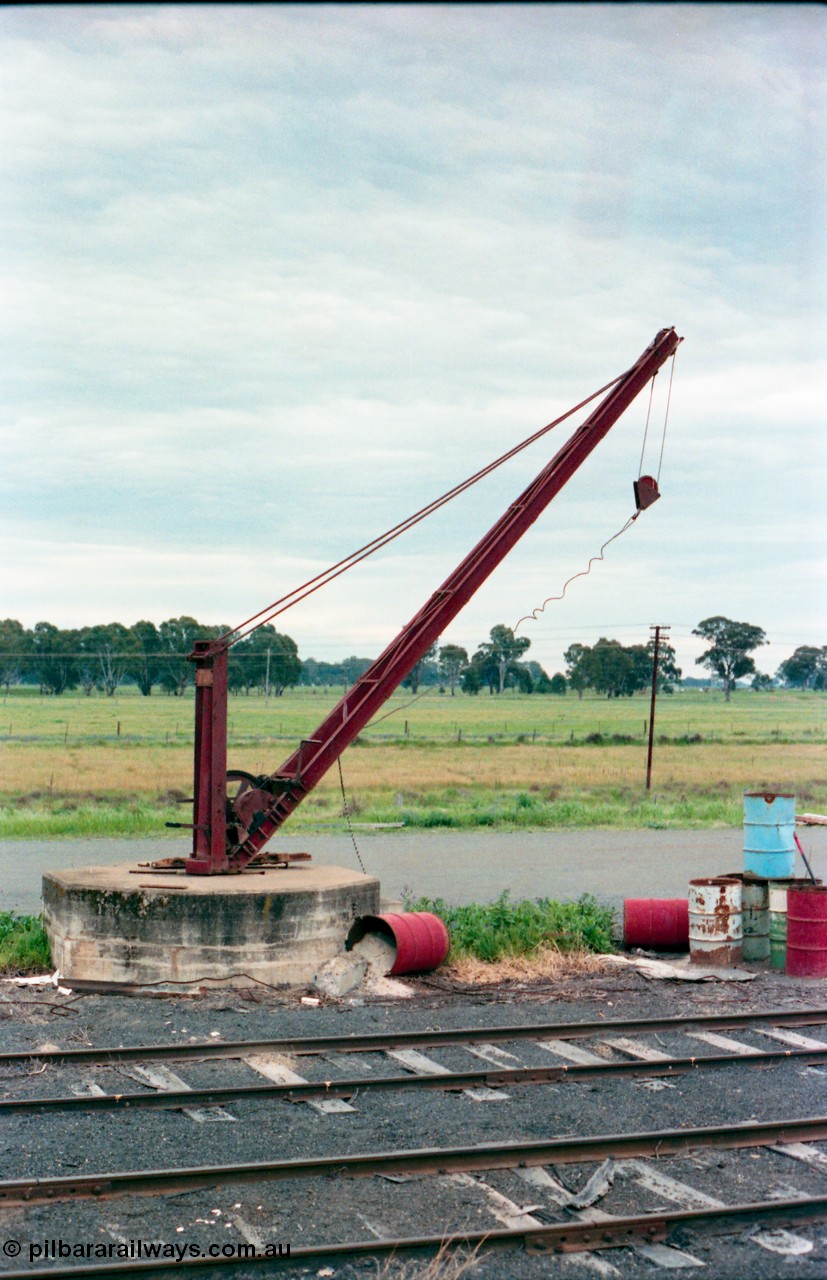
[786,885,827,978]
[688,877,742,966]
[623,899,689,951]
[346,911,450,975]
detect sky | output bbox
[1,4,825,681]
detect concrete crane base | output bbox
[42,863,380,989]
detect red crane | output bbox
[181,327,682,873]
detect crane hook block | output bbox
[634,474,660,512]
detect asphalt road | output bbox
[3,826,827,916]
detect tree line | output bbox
[0,614,821,699]
[0,618,300,698]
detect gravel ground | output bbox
[2,965,827,1279]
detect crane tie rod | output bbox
[221,369,627,645]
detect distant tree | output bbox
[650,638,682,693]
[564,643,591,699]
[474,625,531,695]
[525,660,552,693]
[460,663,482,695]
[157,617,217,696]
[468,646,499,695]
[693,616,767,702]
[230,626,301,696]
[752,672,775,691]
[514,664,534,693]
[585,638,634,699]
[402,643,438,694]
[549,672,567,696]
[629,638,682,695]
[30,622,78,695]
[777,646,826,690]
[78,623,137,696]
[437,645,468,696]
[0,619,29,696]
[129,621,162,696]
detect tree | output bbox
[0,619,29,696]
[752,672,775,691]
[402,643,438,693]
[525,660,552,693]
[693,616,767,702]
[157,617,216,696]
[437,645,468,696]
[30,622,78,695]
[129,621,162,696]
[475,625,531,695]
[585,638,634,699]
[549,672,567,696]
[564,643,590,699]
[649,638,682,693]
[777,646,826,690]
[78,623,137,696]
[230,626,301,696]
[461,663,482,695]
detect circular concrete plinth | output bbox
[42,863,380,988]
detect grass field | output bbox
[1,687,824,837]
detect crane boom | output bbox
[185,327,681,873]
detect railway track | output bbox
[3,1003,827,1277]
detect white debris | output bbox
[605,954,755,982]
[350,931,397,975]
[312,954,368,998]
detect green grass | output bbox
[1,685,824,747]
[0,912,51,975]
[403,890,616,961]
[1,687,824,836]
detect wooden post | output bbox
[646,624,669,790]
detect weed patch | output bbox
[0,912,51,975]
[403,890,615,962]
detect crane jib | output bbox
[185,327,682,873]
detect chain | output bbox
[337,756,367,875]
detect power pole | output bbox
[646,624,669,791]
[265,647,271,700]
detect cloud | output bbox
[0,4,824,681]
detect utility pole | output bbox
[646,624,669,791]
[265,647,271,700]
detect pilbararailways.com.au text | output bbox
[7,1239,290,1263]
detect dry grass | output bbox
[442,946,609,985]
[374,1241,485,1280]
[2,740,825,799]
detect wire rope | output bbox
[219,370,628,645]
[512,512,641,634]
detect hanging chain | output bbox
[338,756,367,875]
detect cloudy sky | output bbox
[1,4,824,679]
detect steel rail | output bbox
[3,1113,827,1208]
[4,1194,827,1280]
[4,1044,827,1116]
[2,1004,826,1069]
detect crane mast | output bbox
[184,327,682,873]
